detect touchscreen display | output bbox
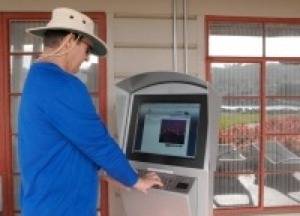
[133,103,200,158]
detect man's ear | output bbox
[62,33,74,50]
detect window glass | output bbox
[10,22,45,53]
[214,174,258,207]
[267,62,300,96]
[266,24,300,57]
[209,22,263,56]
[211,63,260,96]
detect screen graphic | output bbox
[159,119,187,145]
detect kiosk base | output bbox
[121,187,195,216]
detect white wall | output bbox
[2,0,300,16]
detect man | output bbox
[18,7,162,216]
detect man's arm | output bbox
[42,78,138,187]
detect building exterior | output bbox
[0,0,300,215]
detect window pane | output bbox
[267,99,300,134]
[97,186,101,209]
[11,96,21,134]
[264,135,300,206]
[211,63,260,96]
[12,135,19,173]
[267,62,300,96]
[214,174,258,208]
[11,54,99,93]
[77,55,99,92]
[10,21,46,53]
[264,172,300,206]
[218,98,260,173]
[209,22,263,56]
[11,55,34,93]
[91,96,99,113]
[266,24,300,57]
[265,135,300,172]
[14,175,20,211]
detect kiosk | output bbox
[109,71,220,216]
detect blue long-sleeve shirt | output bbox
[18,62,138,216]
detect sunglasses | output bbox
[85,44,92,55]
[77,34,92,55]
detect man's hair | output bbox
[43,30,80,48]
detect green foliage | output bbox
[220,113,259,129]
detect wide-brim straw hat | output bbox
[26,7,107,56]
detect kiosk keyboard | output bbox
[137,169,195,193]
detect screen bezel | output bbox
[126,94,208,169]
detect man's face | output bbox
[66,35,92,73]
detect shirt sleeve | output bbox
[41,77,138,187]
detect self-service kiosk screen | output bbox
[127,94,208,168]
[135,103,198,158]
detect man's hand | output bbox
[133,172,163,193]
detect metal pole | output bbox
[173,0,178,72]
[183,0,188,74]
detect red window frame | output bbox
[0,12,108,216]
[206,15,300,216]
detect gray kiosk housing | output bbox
[110,72,220,216]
